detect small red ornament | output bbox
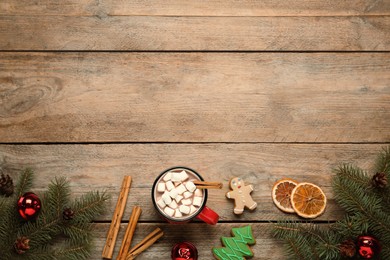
[357,235,381,259]
[17,192,41,220]
[171,242,198,260]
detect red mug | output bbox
[152,166,219,225]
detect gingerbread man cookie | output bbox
[226,177,257,214]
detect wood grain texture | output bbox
[0,16,389,50]
[1,52,389,143]
[0,143,385,221]
[1,0,389,16]
[92,223,286,259]
[1,1,389,259]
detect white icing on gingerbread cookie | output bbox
[226,177,257,214]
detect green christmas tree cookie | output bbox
[213,225,255,260]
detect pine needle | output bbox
[375,146,390,174]
[15,168,34,197]
[71,191,109,223]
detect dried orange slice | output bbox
[272,178,298,213]
[290,182,327,219]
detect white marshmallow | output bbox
[185,181,196,192]
[174,209,183,218]
[194,189,203,197]
[179,170,189,181]
[163,171,172,181]
[175,195,183,203]
[164,207,175,217]
[166,181,174,191]
[169,200,178,209]
[193,196,202,207]
[157,182,165,192]
[190,205,197,214]
[169,188,179,199]
[171,172,182,182]
[157,198,166,208]
[176,184,187,194]
[162,192,172,205]
[182,199,192,205]
[179,205,190,214]
[183,191,193,199]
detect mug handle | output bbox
[196,206,219,225]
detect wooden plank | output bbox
[1,0,389,16]
[1,52,389,143]
[0,16,389,50]
[0,143,385,221]
[92,223,286,259]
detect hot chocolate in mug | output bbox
[151,166,219,225]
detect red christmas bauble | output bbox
[17,192,41,220]
[357,235,381,259]
[171,242,198,260]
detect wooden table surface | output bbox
[1,1,389,259]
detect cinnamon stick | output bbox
[102,176,132,259]
[117,206,142,260]
[126,227,164,260]
[193,180,223,189]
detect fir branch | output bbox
[373,146,390,210]
[0,182,26,257]
[333,164,369,189]
[15,168,34,197]
[0,198,12,250]
[284,237,308,260]
[71,191,109,223]
[1,169,107,260]
[332,215,369,239]
[44,177,71,219]
[52,240,91,260]
[333,177,390,234]
[19,177,71,248]
[26,242,90,260]
[62,222,92,242]
[333,168,382,214]
[273,222,340,260]
[374,146,390,174]
[19,218,61,248]
[0,196,7,216]
[315,228,341,260]
[382,245,390,260]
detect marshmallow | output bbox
[169,188,179,199]
[182,199,192,206]
[157,198,166,208]
[166,181,174,191]
[169,200,178,209]
[175,194,183,203]
[157,182,165,192]
[193,196,202,207]
[164,207,175,217]
[174,209,183,218]
[179,170,189,181]
[185,181,196,192]
[183,191,193,199]
[174,181,181,187]
[194,189,203,197]
[179,205,190,214]
[163,171,172,181]
[176,184,187,195]
[162,192,172,205]
[171,172,182,182]
[190,205,197,214]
